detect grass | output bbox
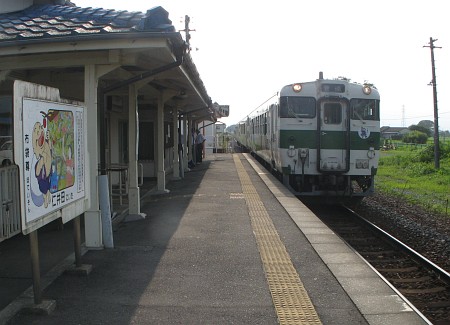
[376,142,450,216]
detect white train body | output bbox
[236,75,380,198]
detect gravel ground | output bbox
[352,192,450,273]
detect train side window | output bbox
[323,103,342,124]
[264,114,267,135]
[240,123,246,135]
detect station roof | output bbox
[0,3,216,120]
[0,4,175,41]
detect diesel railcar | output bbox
[236,73,380,199]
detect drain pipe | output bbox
[198,120,222,131]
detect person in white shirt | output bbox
[195,129,205,163]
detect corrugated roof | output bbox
[0,4,175,41]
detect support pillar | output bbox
[30,231,42,305]
[156,92,169,193]
[65,215,92,276]
[84,64,102,248]
[127,84,145,218]
[24,230,56,315]
[200,121,205,160]
[74,216,82,268]
[83,63,119,248]
[173,108,180,179]
[188,118,194,164]
[183,115,189,172]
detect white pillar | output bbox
[84,65,102,248]
[127,84,144,216]
[183,115,189,171]
[173,109,180,179]
[188,118,193,163]
[83,63,120,248]
[156,92,168,193]
[201,121,205,160]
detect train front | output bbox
[278,78,380,199]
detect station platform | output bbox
[0,153,428,324]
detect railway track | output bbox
[305,203,450,325]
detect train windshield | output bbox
[350,99,380,121]
[280,96,316,118]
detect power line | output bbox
[382,110,450,121]
[238,93,278,122]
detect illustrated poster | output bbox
[22,99,85,223]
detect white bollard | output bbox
[98,175,114,248]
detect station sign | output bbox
[213,103,230,117]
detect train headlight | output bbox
[293,83,302,92]
[367,147,376,159]
[356,159,369,169]
[362,85,372,95]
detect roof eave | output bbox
[0,31,184,52]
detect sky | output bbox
[74,0,450,131]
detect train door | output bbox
[318,100,350,172]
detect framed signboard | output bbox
[14,81,87,234]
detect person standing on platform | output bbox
[195,129,205,163]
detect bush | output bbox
[414,142,450,162]
[441,143,450,158]
[402,131,428,144]
[415,145,434,163]
[409,124,433,137]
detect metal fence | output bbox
[0,165,21,242]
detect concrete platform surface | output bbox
[0,153,428,324]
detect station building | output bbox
[0,1,226,248]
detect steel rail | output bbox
[343,205,450,283]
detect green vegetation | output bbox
[402,130,428,144]
[377,141,450,216]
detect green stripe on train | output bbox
[279,130,380,150]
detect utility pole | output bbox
[182,15,195,52]
[423,37,441,169]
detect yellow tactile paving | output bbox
[233,154,322,325]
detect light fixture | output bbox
[292,83,302,92]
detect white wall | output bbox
[199,121,227,155]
